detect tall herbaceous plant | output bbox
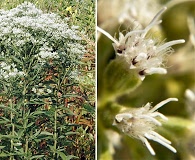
[0,2,89,159]
[98,0,195,160]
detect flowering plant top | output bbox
[0,2,86,80]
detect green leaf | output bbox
[57,151,67,160]
[30,111,45,116]
[83,103,95,113]
[58,135,65,139]
[27,122,34,128]
[66,155,79,160]
[0,106,18,114]
[0,117,10,122]
[65,132,79,136]
[0,146,5,149]
[0,134,16,139]
[0,152,8,157]
[13,143,22,146]
[31,129,41,139]
[30,155,45,159]
[17,130,24,138]
[40,131,53,136]
[11,55,23,64]
[0,121,9,124]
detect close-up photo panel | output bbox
[97,0,195,160]
[0,0,95,159]
[0,0,195,160]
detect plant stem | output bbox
[25,137,28,156]
[10,99,14,160]
[22,82,28,159]
[53,106,57,158]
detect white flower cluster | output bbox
[36,44,59,63]
[0,1,85,64]
[113,98,178,155]
[97,7,185,80]
[0,62,25,79]
[32,84,52,96]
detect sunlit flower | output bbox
[97,7,185,80]
[113,98,178,155]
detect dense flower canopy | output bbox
[0,2,85,79]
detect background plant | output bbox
[0,1,95,159]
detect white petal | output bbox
[157,39,185,53]
[115,113,133,122]
[149,98,178,112]
[139,115,162,126]
[145,133,177,153]
[139,135,156,155]
[150,112,168,121]
[135,52,148,61]
[123,30,145,43]
[142,7,167,37]
[97,26,119,46]
[144,67,167,75]
[149,131,171,144]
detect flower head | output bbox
[113,98,178,155]
[97,7,185,80]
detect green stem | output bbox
[53,107,57,158]
[10,99,14,160]
[22,82,28,159]
[25,137,28,156]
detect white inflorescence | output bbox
[0,2,85,64]
[0,62,25,79]
[113,98,178,155]
[97,7,185,80]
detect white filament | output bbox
[97,26,119,46]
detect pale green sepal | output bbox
[99,57,141,107]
